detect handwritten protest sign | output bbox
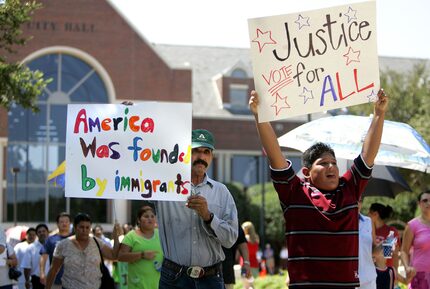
[248,1,379,122]
[65,102,192,201]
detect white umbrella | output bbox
[6,225,29,246]
[278,115,430,173]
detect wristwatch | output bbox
[204,212,214,224]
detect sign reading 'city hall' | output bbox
[248,1,379,122]
[66,103,192,201]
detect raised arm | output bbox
[361,89,389,166]
[249,90,288,169]
[101,223,121,260]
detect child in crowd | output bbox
[373,243,408,289]
[373,243,396,289]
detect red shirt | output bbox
[375,224,400,267]
[271,155,371,288]
[246,242,260,268]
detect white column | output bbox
[224,153,232,183]
[0,137,7,222]
[112,199,127,224]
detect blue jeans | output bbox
[159,264,224,289]
[0,285,13,289]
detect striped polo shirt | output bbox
[271,155,372,288]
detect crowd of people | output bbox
[0,90,429,289]
[1,196,428,289]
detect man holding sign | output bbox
[249,88,388,288]
[156,129,238,289]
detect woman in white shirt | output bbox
[1,228,19,289]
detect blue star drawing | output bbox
[343,47,361,65]
[299,87,314,104]
[366,90,378,102]
[344,7,357,23]
[271,93,290,115]
[295,14,310,30]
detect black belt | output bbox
[162,258,221,279]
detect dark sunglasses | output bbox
[420,198,429,203]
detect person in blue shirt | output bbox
[40,212,72,289]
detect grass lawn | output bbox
[232,271,409,289]
[233,271,288,289]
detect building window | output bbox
[231,68,247,79]
[229,84,249,112]
[230,85,248,108]
[228,68,249,113]
[231,155,268,187]
[231,154,302,187]
[6,52,110,222]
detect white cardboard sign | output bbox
[248,1,379,122]
[65,102,192,201]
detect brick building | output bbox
[0,0,423,226]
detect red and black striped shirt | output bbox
[271,155,372,288]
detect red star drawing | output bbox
[343,47,361,65]
[271,93,290,115]
[252,29,277,53]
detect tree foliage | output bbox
[225,182,260,226]
[0,0,50,111]
[245,182,286,253]
[349,64,430,141]
[227,64,430,251]
[348,64,430,222]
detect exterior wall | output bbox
[193,118,302,151]
[6,0,192,103]
[0,0,193,224]
[0,108,6,138]
[221,77,255,104]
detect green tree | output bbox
[0,0,50,111]
[247,182,285,253]
[225,182,260,226]
[349,64,430,222]
[229,64,430,250]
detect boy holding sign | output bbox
[249,89,388,288]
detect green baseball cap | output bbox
[192,129,215,150]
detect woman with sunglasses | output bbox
[400,190,430,289]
